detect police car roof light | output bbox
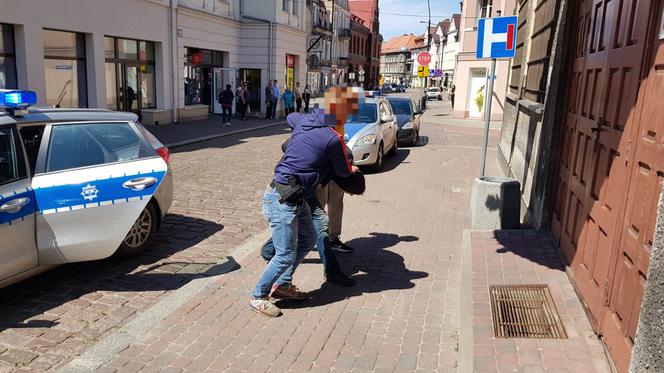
[364,90,381,97]
[0,90,38,111]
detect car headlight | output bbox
[402,122,413,129]
[355,134,377,146]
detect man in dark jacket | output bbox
[250,86,360,317]
[218,84,234,126]
[265,80,274,119]
[260,139,363,288]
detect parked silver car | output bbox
[0,90,173,288]
[344,94,399,171]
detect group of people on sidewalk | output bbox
[250,86,363,317]
[265,80,312,118]
[217,80,313,126]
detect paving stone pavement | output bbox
[466,231,613,373]
[92,100,504,373]
[0,123,293,372]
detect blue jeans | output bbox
[260,196,342,282]
[222,106,232,123]
[252,188,316,299]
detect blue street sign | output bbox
[476,16,518,59]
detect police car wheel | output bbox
[117,203,158,258]
[371,143,384,171]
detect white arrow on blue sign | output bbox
[476,16,518,59]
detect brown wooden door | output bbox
[600,3,664,371]
[553,0,660,371]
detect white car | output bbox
[344,94,399,171]
[426,87,443,101]
[0,90,173,288]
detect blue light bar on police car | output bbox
[0,90,38,110]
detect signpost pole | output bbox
[480,58,496,177]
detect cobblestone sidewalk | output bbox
[93,101,502,372]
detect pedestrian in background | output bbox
[236,80,247,121]
[282,87,295,116]
[303,84,311,113]
[295,81,303,113]
[265,80,274,119]
[218,84,234,126]
[241,81,251,120]
[450,84,456,108]
[271,80,280,119]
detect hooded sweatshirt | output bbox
[274,109,352,198]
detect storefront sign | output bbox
[192,51,202,65]
[286,54,295,90]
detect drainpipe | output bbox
[169,0,179,123]
[240,0,273,81]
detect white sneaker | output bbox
[225,122,232,126]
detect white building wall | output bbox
[0,0,308,122]
[0,0,171,108]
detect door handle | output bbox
[122,177,158,191]
[0,197,31,214]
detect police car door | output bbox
[0,124,37,281]
[31,121,167,264]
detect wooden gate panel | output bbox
[553,0,655,369]
[602,14,664,368]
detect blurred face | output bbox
[323,86,360,127]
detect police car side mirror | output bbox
[380,114,391,124]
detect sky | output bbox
[378,0,461,41]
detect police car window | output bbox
[0,127,26,186]
[379,102,388,118]
[46,123,154,173]
[347,103,377,123]
[19,126,45,175]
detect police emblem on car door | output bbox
[31,122,167,264]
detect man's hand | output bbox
[352,165,360,173]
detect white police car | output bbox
[344,92,398,171]
[0,90,173,288]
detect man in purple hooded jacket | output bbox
[250,87,360,317]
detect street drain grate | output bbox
[489,285,567,339]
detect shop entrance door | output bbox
[212,68,235,114]
[119,63,140,114]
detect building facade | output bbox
[454,0,515,120]
[380,34,415,85]
[496,0,664,372]
[324,0,350,86]
[441,14,460,86]
[306,0,333,96]
[348,0,381,89]
[348,14,369,87]
[0,0,308,124]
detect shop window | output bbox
[0,24,17,89]
[184,47,223,108]
[43,29,87,108]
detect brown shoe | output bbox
[270,283,308,300]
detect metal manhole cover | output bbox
[489,285,567,339]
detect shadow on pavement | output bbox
[279,232,427,309]
[168,123,291,154]
[365,149,410,174]
[492,231,565,271]
[0,213,228,332]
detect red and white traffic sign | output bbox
[417,52,431,66]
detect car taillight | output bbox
[156,146,170,164]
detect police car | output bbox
[344,92,398,171]
[0,90,173,288]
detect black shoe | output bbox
[325,272,355,286]
[330,239,354,253]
